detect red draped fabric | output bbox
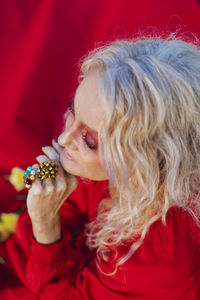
[0,0,200,212]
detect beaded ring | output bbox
[24,161,58,189]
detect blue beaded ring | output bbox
[24,166,37,189]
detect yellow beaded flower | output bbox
[8,167,25,191]
[0,213,19,241]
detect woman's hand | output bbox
[27,139,78,244]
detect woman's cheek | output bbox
[79,144,98,162]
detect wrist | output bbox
[32,219,61,244]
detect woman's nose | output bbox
[58,126,78,150]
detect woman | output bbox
[0,35,200,299]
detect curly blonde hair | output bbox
[81,34,200,273]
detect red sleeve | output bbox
[25,178,109,293]
[0,178,109,294]
[1,181,199,300]
[26,235,83,293]
[26,207,200,300]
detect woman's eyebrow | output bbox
[63,101,98,134]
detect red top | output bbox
[0,177,199,299]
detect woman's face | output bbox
[58,71,108,180]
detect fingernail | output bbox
[53,137,58,142]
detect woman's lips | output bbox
[63,148,75,161]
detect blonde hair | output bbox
[81,34,200,273]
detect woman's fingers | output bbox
[55,173,78,200]
[42,146,59,161]
[28,179,42,196]
[42,147,65,176]
[36,154,49,164]
[43,178,54,194]
[29,163,55,195]
[36,154,64,177]
[52,139,63,154]
[32,164,39,171]
[41,146,65,175]
[35,144,73,187]
[55,174,67,193]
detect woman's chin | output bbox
[59,159,75,176]
[61,163,77,177]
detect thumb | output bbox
[65,174,78,197]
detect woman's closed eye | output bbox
[82,130,97,150]
[67,100,98,151]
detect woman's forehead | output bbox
[74,71,105,133]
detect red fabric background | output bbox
[0,0,200,212]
